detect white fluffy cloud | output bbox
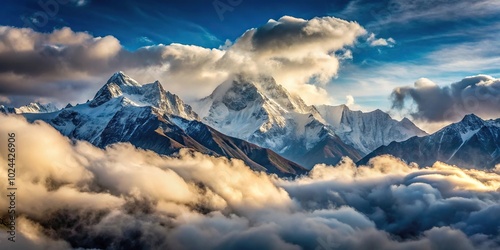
[222,16,367,104]
[367,33,395,47]
[1,114,499,249]
[134,16,369,105]
[0,16,370,106]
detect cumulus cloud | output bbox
[0,26,124,104]
[367,33,395,47]
[391,75,500,122]
[146,15,368,105]
[221,16,367,104]
[0,15,371,106]
[1,114,500,249]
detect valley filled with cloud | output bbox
[1,115,499,249]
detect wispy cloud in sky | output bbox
[340,0,500,29]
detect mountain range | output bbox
[192,74,425,167]
[7,71,495,174]
[21,72,307,177]
[0,102,59,114]
[360,114,500,169]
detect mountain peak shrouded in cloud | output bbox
[193,73,425,168]
[193,73,342,168]
[15,102,59,113]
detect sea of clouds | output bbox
[0,114,499,250]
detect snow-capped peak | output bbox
[314,104,427,154]
[0,102,59,114]
[244,74,311,113]
[108,71,142,88]
[91,72,142,106]
[460,113,484,127]
[194,74,313,118]
[193,74,332,159]
[90,72,198,120]
[16,102,59,113]
[437,114,485,135]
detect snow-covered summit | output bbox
[0,102,59,114]
[193,74,359,167]
[21,72,307,176]
[90,72,198,120]
[360,113,500,169]
[315,105,427,154]
[194,74,426,167]
[194,74,327,148]
[195,74,314,117]
[426,114,489,145]
[23,72,200,148]
[454,114,485,131]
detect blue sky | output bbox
[1,0,500,127]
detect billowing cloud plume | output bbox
[1,114,500,249]
[223,16,366,104]
[391,75,500,122]
[0,16,369,106]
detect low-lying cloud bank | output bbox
[1,114,499,250]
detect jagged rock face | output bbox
[359,114,500,169]
[90,72,198,121]
[90,82,123,107]
[22,72,307,177]
[0,105,15,114]
[222,80,263,111]
[315,105,427,154]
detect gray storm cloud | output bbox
[0,16,370,106]
[391,75,500,122]
[1,114,500,250]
